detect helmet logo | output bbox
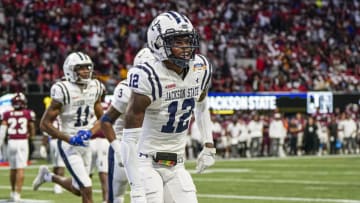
[181,24,188,29]
[151,20,161,33]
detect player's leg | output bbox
[33,140,93,200]
[15,169,25,194]
[108,146,128,203]
[82,142,95,203]
[89,138,97,179]
[96,138,109,203]
[8,139,28,201]
[33,161,81,195]
[138,156,164,203]
[163,166,197,203]
[51,138,66,194]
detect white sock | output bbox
[13,192,20,199]
[44,172,54,182]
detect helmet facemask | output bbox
[12,93,27,109]
[73,64,93,85]
[159,30,199,69]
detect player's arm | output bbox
[121,91,150,200]
[28,110,36,140]
[0,120,8,147]
[196,89,215,147]
[89,97,104,135]
[125,92,150,128]
[28,120,36,140]
[101,106,121,143]
[40,99,71,143]
[194,89,216,173]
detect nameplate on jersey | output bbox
[152,152,178,167]
[165,87,200,101]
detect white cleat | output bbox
[54,184,63,194]
[32,165,50,191]
[10,191,21,202]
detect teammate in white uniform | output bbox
[32,52,104,203]
[0,93,36,202]
[41,116,66,194]
[120,11,216,203]
[100,47,154,203]
[39,96,66,194]
[89,86,109,203]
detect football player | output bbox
[32,52,104,203]
[40,116,66,194]
[89,83,109,203]
[121,11,216,203]
[100,47,154,203]
[0,93,36,202]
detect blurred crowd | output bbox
[186,103,360,159]
[1,0,360,94]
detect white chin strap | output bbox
[77,78,91,84]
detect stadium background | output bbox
[1,0,360,202]
[1,0,360,127]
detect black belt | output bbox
[139,152,184,165]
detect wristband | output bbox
[100,114,114,124]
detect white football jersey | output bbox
[127,54,212,154]
[111,80,131,139]
[50,79,103,136]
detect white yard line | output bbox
[197,194,360,203]
[0,185,359,203]
[193,177,360,186]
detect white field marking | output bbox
[234,163,360,169]
[196,194,360,203]
[192,178,360,186]
[189,168,251,174]
[0,185,103,193]
[304,186,329,191]
[209,154,360,162]
[0,185,359,203]
[252,170,360,176]
[189,168,360,176]
[0,200,52,203]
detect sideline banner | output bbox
[208,91,359,115]
[23,92,360,117]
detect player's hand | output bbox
[69,130,92,147]
[110,140,123,166]
[69,136,89,147]
[196,147,216,174]
[39,145,47,159]
[76,130,92,140]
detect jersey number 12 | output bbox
[161,98,195,133]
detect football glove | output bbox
[196,147,216,174]
[110,140,123,166]
[76,130,92,140]
[69,130,92,147]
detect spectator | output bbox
[269,113,287,157]
[247,113,263,157]
[288,117,299,156]
[303,116,319,155]
[328,115,339,155]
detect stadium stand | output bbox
[0,0,360,94]
[0,1,360,159]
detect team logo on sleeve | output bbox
[192,63,206,71]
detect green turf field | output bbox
[1,155,360,203]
